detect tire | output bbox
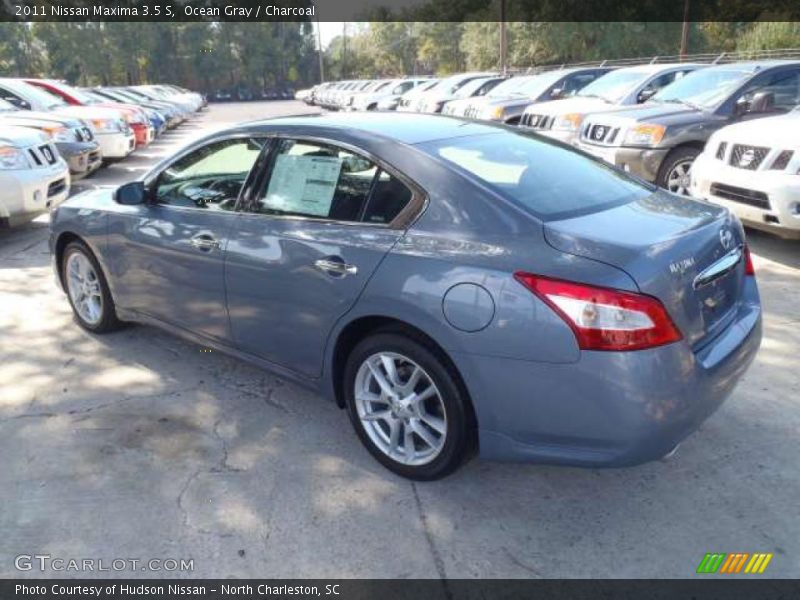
[656,146,701,196]
[62,240,122,333]
[343,332,473,480]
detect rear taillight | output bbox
[743,244,755,276]
[514,273,683,352]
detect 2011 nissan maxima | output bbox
[49,113,762,480]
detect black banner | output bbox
[2,580,800,600]
[1,0,800,22]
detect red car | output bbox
[26,79,153,148]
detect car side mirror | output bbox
[637,88,657,103]
[550,87,564,99]
[734,96,751,116]
[4,96,30,110]
[748,91,775,114]
[114,181,147,205]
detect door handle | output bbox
[314,258,358,277]
[190,235,220,251]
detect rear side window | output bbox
[423,132,653,221]
[253,140,414,225]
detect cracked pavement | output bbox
[1,102,799,579]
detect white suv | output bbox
[0,125,70,228]
[691,111,800,239]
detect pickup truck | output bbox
[0,125,70,228]
[574,60,800,195]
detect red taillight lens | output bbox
[513,272,683,352]
[743,244,755,276]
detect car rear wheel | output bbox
[344,333,473,480]
[657,146,700,196]
[63,241,122,333]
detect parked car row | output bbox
[211,87,295,102]
[0,79,205,228]
[305,59,800,238]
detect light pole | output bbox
[500,0,507,74]
[315,15,325,83]
[680,0,690,59]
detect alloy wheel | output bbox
[666,159,694,196]
[66,252,104,325]
[354,352,447,466]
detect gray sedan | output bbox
[49,113,762,480]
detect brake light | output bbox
[743,244,755,276]
[513,273,683,351]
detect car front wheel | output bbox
[657,146,700,196]
[344,333,473,480]
[63,241,122,333]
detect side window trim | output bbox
[143,133,272,213]
[240,133,428,230]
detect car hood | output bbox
[587,102,711,127]
[55,106,126,121]
[0,110,82,128]
[710,112,800,147]
[485,96,535,110]
[525,97,616,116]
[0,124,49,147]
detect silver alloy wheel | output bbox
[354,352,447,466]
[66,252,103,326]
[666,159,694,195]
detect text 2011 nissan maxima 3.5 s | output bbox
[49,113,762,480]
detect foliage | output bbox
[0,20,798,91]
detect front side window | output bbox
[153,137,264,210]
[253,140,413,225]
[423,132,652,221]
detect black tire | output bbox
[343,332,474,480]
[62,240,123,334]
[656,146,701,196]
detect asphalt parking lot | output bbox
[1,101,798,579]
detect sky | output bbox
[316,22,368,49]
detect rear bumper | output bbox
[462,278,762,466]
[691,154,800,238]
[574,141,668,182]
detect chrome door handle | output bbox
[314,258,358,276]
[190,235,220,251]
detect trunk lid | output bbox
[544,191,747,348]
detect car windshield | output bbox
[58,84,102,104]
[512,70,574,98]
[453,78,492,98]
[423,132,653,221]
[577,68,652,103]
[651,67,754,109]
[13,82,67,110]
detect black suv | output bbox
[573,61,800,195]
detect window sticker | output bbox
[262,154,343,216]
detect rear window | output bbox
[422,132,654,221]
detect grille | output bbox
[729,144,769,170]
[710,183,770,209]
[75,128,84,142]
[521,113,553,129]
[770,150,794,171]
[715,142,727,160]
[26,144,57,168]
[581,123,620,145]
[47,178,66,198]
[82,127,93,141]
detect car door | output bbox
[224,137,421,378]
[107,135,266,342]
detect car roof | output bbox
[240,112,501,145]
